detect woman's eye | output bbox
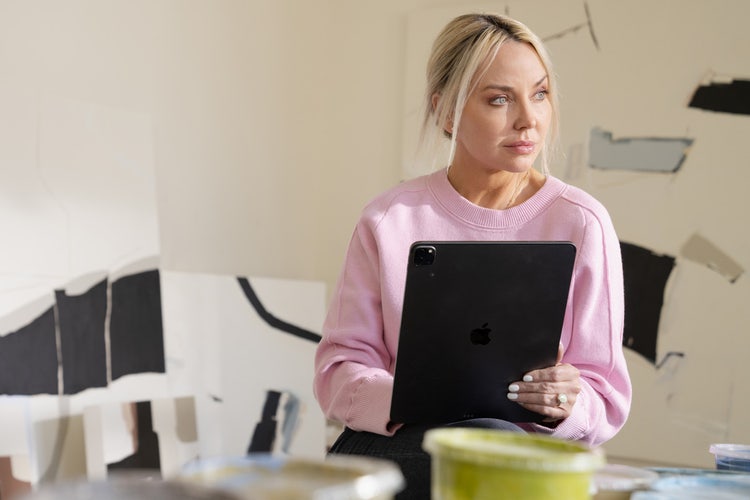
[490,96,509,105]
[533,90,548,101]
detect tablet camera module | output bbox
[414,245,436,266]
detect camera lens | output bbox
[414,246,436,266]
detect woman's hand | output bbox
[506,344,581,422]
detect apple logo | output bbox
[469,322,492,345]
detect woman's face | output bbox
[453,40,551,174]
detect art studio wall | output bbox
[1,1,748,492]
[395,0,750,468]
[0,1,333,493]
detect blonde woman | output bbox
[314,13,631,498]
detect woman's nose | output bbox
[514,101,537,130]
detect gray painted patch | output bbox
[589,127,693,173]
[680,233,744,283]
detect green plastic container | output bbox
[423,429,605,500]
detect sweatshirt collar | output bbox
[427,167,566,229]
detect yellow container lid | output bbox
[423,428,605,473]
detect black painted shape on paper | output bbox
[248,390,282,453]
[688,79,750,115]
[655,351,685,370]
[237,277,322,343]
[110,270,165,381]
[57,280,108,394]
[620,242,677,365]
[0,308,58,395]
[107,401,161,474]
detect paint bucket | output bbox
[423,428,604,500]
[16,473,240,500]
[709,443,750,472]
[179,453,404,499]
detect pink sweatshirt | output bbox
[314,169,631,447]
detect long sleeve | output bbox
[313,222,400,435]
[521,193,631,447]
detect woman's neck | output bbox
[446,164,542,210]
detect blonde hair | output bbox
[419,13,559,174]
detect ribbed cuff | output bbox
[345,373,399,436]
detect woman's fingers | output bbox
[506,363,581,419]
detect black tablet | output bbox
[390,241,576,425]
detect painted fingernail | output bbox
[523,375,533,382]
[508,384,520,392]
[507,393,519,400]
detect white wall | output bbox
[0,0,447,294]
[0,0,337,283]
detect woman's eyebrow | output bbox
[481,75,548,92]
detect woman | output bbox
[314,13,631,498]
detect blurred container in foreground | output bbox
[16,473,240,500]
[423,428,604,500]
[631,472,750,499]
[709,443,750,472]
[179,453,404,499]
[592,464,659,499]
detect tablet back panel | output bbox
[390,241,576,424]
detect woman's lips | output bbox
[506,141,536,154]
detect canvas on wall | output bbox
[0,90,326,494]
[402,0,749,467]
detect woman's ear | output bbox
[431,92,440,112]
[431,92,454,137]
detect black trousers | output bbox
[328,418,525,499]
